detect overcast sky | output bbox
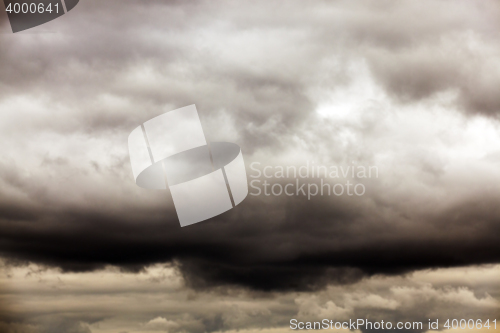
[0,0,500,332]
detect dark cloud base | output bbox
[1,191,499,292]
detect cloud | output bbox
[145,317,179,331]
[0,0,500,293]
[366,31,500,116]
[1,263,498,333]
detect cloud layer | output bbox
[0,0,500,294]
[1,263,499,333]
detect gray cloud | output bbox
[1,263,499,333]
[0,0,499,324]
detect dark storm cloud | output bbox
[1,174,500,292]
[0,0,500,295]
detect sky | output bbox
[0,0,500,332]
